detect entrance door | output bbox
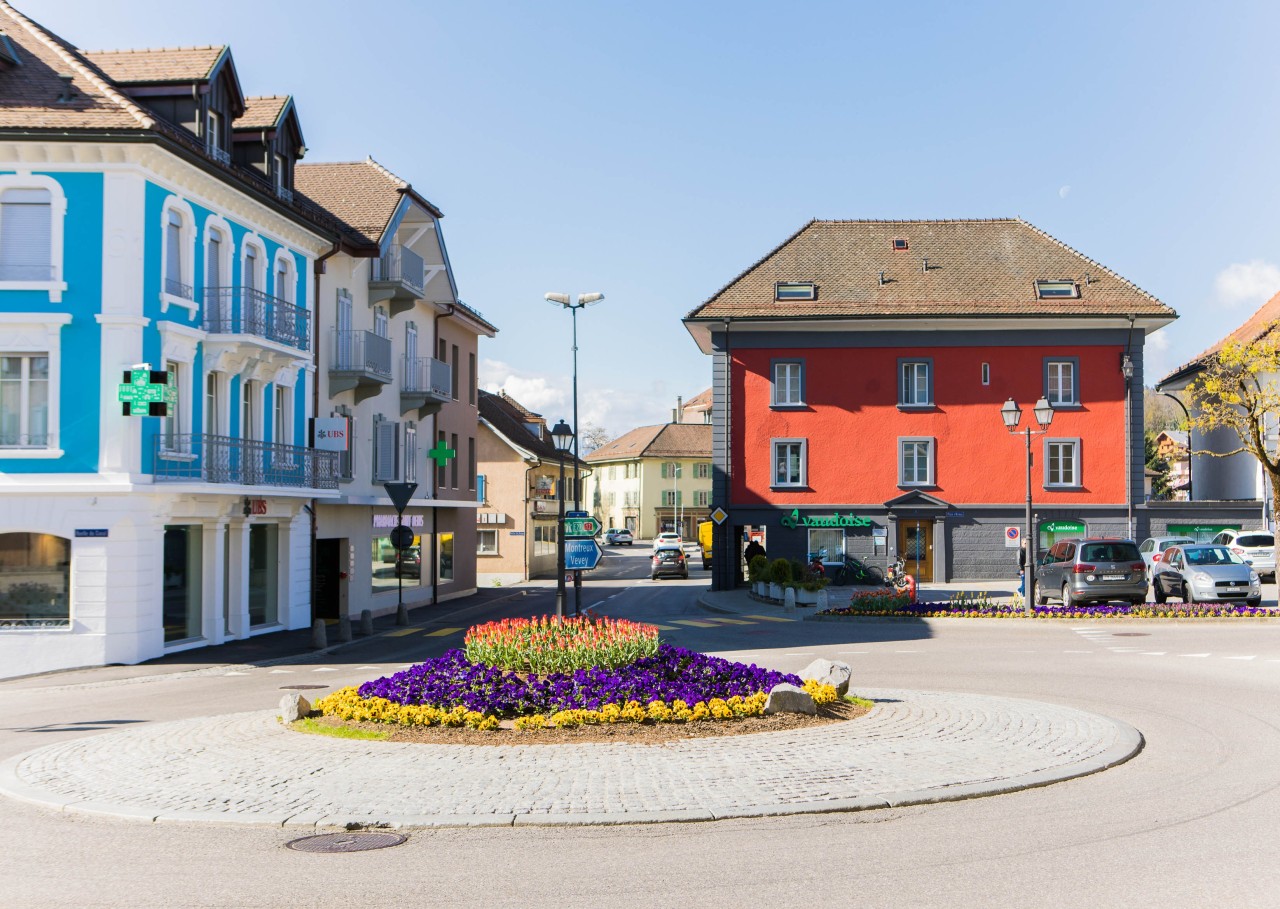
[315,538,342,622]
[898,520,933,582]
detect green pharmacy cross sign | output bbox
[117,365,176,417]
[427,438,456,469]
[780,509,872,530]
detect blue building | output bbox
[0,4,383,676]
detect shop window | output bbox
[163,525,202,642]
[0,532,70,627]
[439,532,454,581]
[807,528,845,563]
[248,524,278,626]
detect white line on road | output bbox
[223,671,249,676]
[312,667,338,672]
[1063,650,1093,653]
[1226,655,1257,661]
[1180,653,1212,658]
[1140,652,1167,656]
[268,669,294,674]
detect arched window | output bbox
[0,532,70,627]
[159,196,197,313]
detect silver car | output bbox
[1151,544,1261,606]
[1034,538,1148,607]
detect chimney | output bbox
[676,395,684,423]
[671,408,677,423]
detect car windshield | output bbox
[1079,543,1141,562]
[1237,534,1274,547]
[1162,539,1193,549]
[1184,547,1246,566]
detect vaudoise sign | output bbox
[780,509,871,530]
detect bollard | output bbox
[396,603,409,626]
[337,616,353,643]
[310,618,327,649]
[816,588,829,611]
[783,587,797,613]
[360,609,374,636]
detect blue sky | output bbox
[34,0,1280,436]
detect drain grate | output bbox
[279,685,329,690]
[286,832,406,853]
[1112,632,1150,637]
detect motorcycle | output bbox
[886,556,911,593]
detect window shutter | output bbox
[0,189,52,280]
[165,213,182,287]
[374,419,399,481]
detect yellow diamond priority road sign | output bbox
[711,507,728,525]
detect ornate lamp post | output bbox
[1160,391,1192,501]
[550,419,574,618]
[1001,396,1054,610]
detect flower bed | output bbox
[314,641,839,732]
[464,615,659,673]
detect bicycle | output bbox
[830,555,885,587]
[886,556,911,593]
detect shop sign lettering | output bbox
[780,508,871,530]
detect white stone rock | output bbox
[279,693,312,723]
[800,659,852,698]
[765,683,816,716]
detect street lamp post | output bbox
[545,292,604,615]
[1001,397,1055,611]
[550,419,574,618]
[1159,392,1192,501]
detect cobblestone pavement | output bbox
[0,688,1141,828]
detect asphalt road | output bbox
[2,544,1279,909]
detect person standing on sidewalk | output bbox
[1017,540,1027,597]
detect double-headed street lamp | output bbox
[1001,396,1054,610]
[545,292,604,613]
[550,418,574,618]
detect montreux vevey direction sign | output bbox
[780,508,871,530]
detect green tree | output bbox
[1185,328,1280,511]
[1144,432,1171,499]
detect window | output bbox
[404,423,417,483]
[661,462,681,479]
[981,362,990,386]
[165,209,191,300]
[374,306,388,339]
[205,230,227,328]
[162,525,202,642]
[468,352,477,405]
[663,490,683,506]
[772,360,804,406]
[468,436,476,490]
[775,282,816,301]
[0,533,71,628]
[274,154,286,192]
[891,238,909,251]
[695,490,709,507]
[534,524,558,557]
[248,524,278,626]
[451,344,460,400]
[438,531,454,581]
[772,439,806,487]
[450,432,459,488]
[1045,358,1079,406]
[1045,439,1080,487]
[243,242,262,294]
[695,462,710,479]
[477,474,486,504]
[899,437,935,486]
[477,529,498,555]
[373,418,399,482]
[899,359,932,406]
[808,528,845,563]
[1035,280,1079,299]
[241,380,260,440]
[205,372,223,435]
[275,255,293,305]
[274,385,292,447]
[0,188,51,281]
[205,109,222,157]
[162,360,183,452]
[0,354,48,448]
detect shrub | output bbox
[747,555,770,583]
[788,559,807,587]
[769,558,792,585]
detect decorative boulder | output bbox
[279,693,312,723]
[765,683,816,716]
[800,658,852,698]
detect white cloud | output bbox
[1058,185,1071,199]
[1212,260,1280,308]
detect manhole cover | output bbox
[1112,632,1150,637]
[279,685,329,690]
[286,832,406,853]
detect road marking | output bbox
[649,624,679,631]
[1180,653,1211,658]
[784,653,815,657]
[1063,650,1093,653]
[356,666,381,671]
[312,667,339,672]
[701,617,755,625]
[744,614,795,623]
[1226,655,1258,661]
[425,627,463,637]
[223,671,249,676]
[386,628,420,637]
[838,651,868,655]
[671,620,719,628]
[268,669,294,674]
[1140,652,1167,656]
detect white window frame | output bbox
[241,235,265,292]
[205,370,228,436]
[159,196,197,315]
[154,320,202,461]
[205,109,221,154]
[241,379,262,441]
[0,315,67,458]
[0,174,67,302]
[477,528,499,555]
[1046,359,1079,407]
[898,437,935,487]
[772,360,804,406]
[404,422,418,483]
[981,362,990,386]
[1045,438,1081,488]
[771,438,807,488]
[899,359,933,407]
[0,353,49,451]
[374,305,389,339]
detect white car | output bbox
[1138,536,1195,572]
[604,528,633,546]
[653,532,682,551]
[1211,529,1276,579]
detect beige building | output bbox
[296,159,497,622]
[585,421,712,540]
[475,391,587,585]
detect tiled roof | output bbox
[479,390,584,466]
[237,94,289,130]
[81,45,226,84]
[685,219,1173,321]
[0,1,154,130]
[585,423,711,462]
[683,388,712,411]
[1159,288,1280,387]
[294,158,411,245]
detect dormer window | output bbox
[1035,280,1079,299]
[891,238,909,251]
[205,109,230,165]
[775,282,816,301]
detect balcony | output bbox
[207,143,232,166]
[329,328,392,403]
[204,286,310,352]
[401,355,451,416]
[369,243,425,316]
[152,433,339,490]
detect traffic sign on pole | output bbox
[563,516,599,537]
[566,510,590,519]
[390,524,415,550]
[564,537,603,570]
[383,482,417,513]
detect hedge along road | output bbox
[0,580,1278,908]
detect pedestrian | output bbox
[744,539,765,566]
[1017,540,1027,597]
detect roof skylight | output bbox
[775,282,816,301]
[1035,280,1080,299]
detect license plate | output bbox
[1227,586,1244,592]
[1102,574,1125,580]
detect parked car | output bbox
[1138,536,1195,571]
[1151,543,1261,606]
[1210,529,1276,579]
[650,545,689,580]
[1034,538,1148,607]
[394,547,421,579]
[604,528,634,546]
[653,532,682,551]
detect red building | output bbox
[683,219,1176,586]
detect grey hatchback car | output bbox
[1151,544,1262,606]
[1034,538,1148,607]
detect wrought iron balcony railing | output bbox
[204,286,310,352]
[165,276,194,300]
[403,355,451,397]
[371,242,426,296]
[207,144,232,166]
[152,433,339,489]
[332,329,392,378]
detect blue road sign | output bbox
[564,537,603,570]
[566,510,590,518]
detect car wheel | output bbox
[1183,582,1195,604]
[1061,583,1075,607]
[1152,579,1166,604]
[1247,597,1262,607]
[1034,581,1048,606]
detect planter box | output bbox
[769,583,783,600]
[796,589,820,605]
